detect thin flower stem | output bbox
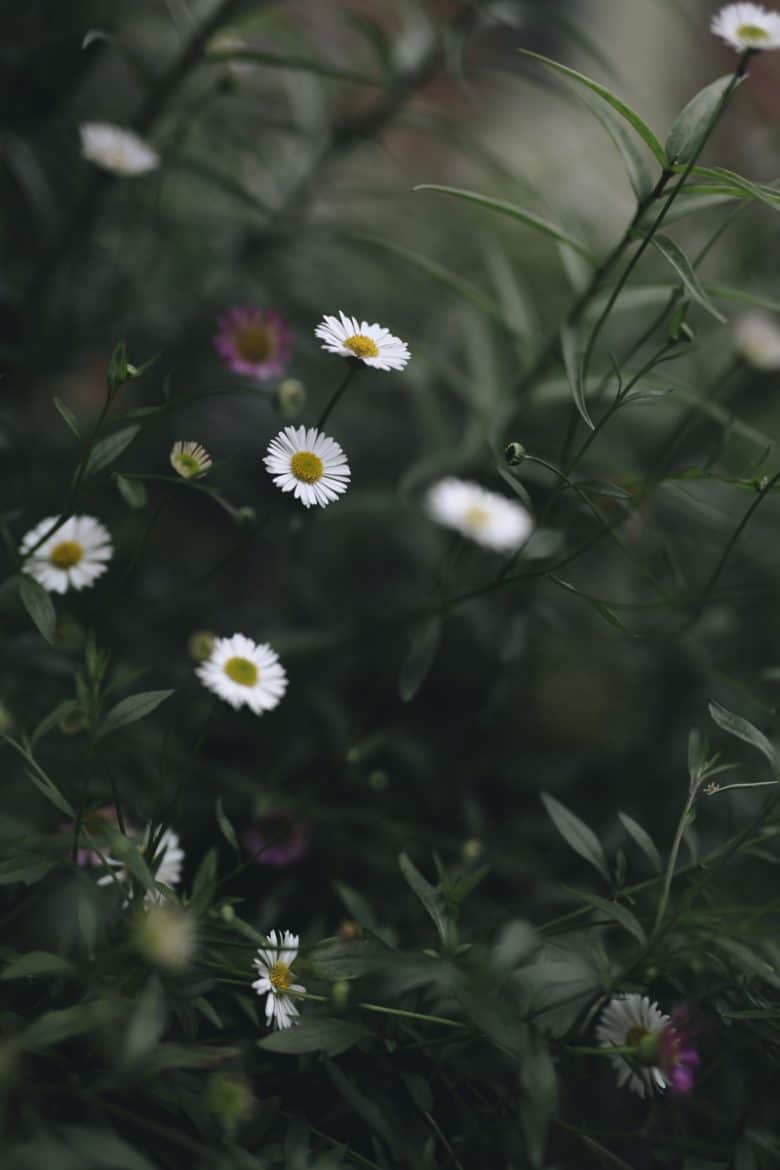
[564,1044,637,1057]
[316,364,357,429]
[294,990,465,1028]
[653,785,696,939]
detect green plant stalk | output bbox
[317,364,358,429]
[652,785,697,937]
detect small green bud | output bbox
[636,1031,661,1066]
[220,904,236,923]
[188,630,216,662]
[368,769,388,791]
[59,706,89,736]
[233,506,256,526]
[331,979,351,1011]
[276,378,306,420]
[504,442,526,466]
[462,838,483,864]
[205,1071,254,1136]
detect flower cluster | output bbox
[596,994,699,1098]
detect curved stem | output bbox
[317,364,357,430]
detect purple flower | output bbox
[659,1006,700,1095]
[241,810,311,867]
[63,805,123,866]
[213,306,292,381]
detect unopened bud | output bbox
[331,979,351,1011]
[368,769,388,791]
[504,442,526,466]
[188,630,216,662]
[462,838,483,864]
[276,378,306,420]
[59,707,89,736]
[338,918,361,941]
[205,1071,254,1136]
[233,505,256,526]
[220,904,236,923]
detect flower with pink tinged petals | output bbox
[214,306,292,380]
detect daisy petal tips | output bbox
[711,3,780,50]
[315,311,410,371]
[20,515,113,594]
[196,634,288,715]
[264,425,351,509]
[80,123,160,175]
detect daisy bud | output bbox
[135,905,197,972]
[205,1071,254,1137]
[170,441,212,480]
[462,838,484,863]
[504,442,526,465]
[276,378,306,419]
[59,706,89,736]
[331,979,351,1011]
[338,918,361,941]
[188,630,216,663]
[233,506,256,526]
[369,769,389,790]
[221,904,236,923]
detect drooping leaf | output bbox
[665,74,737,165]
[708,700,779,774]
[540,793,610,882]
[399,852,448,943]
[95,689,174,740]
[618,811,663,874]
[52,396,80,438]
[560,323,594,429]
[259,1017,367,1056]
[582,93,657,201]
[649,234,726,322]
[414,185,593,256]
[399,616,442,702]
[520,50,666,166]
[115,473,148,509]
[216,797,239,853]
[2,951,75,980]
[568,887,647,943]
[86,425,140,475]
[18,575,56,644]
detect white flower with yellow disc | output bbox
[315,311,410,371]
[20,515,113,594]
[264,425,350,509]
[196,634,288,714]
[251,930,305,1029]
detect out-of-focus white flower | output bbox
[170,441,212,479]
[20,515,112,594]
[80,123,160,175]
[264,425,351,509]
[315,311,410,371]
[734,311,780,369]
[136,904,196,971]
[711,3,780,50]
[251,930,305,1029]
[426,478,533,552]
[96,826,184,906]
[196,634,288,714]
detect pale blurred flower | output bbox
[251,930,305,1029]
[20,515,112,594]
[711,3,780,50]
[80,123,160,175]
[214,306,292,381]
[315,311,410,371]
[196,634,288,714]
[276,378,306,419]
[734,311,780,369]
[188,629,216,662]
[264,425,351,509]
[170,441,212,479]
[96,825,185,906]
[136,904,196,970]
[426,478,533,552]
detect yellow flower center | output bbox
[224,656,259,686]
[464,505,490,528]
[737,23,769,40]
[626,1025,648,1047]
[269,960,292,992]
[49,540,83,569]
[235,324,272,363]
[291,451,324,483]
[174,453,203,477]
[343,333,379,359]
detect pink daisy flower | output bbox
[213,306,293,381]
[241,810,311,867]
[659,1006,700,1096]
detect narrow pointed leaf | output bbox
[665,74,736,165]
[618,811,662,874]
[568,887,647,943]
[53,396,80,438]
[86,425,140,475]
[560,324,594,429]
[399,616,442,702]
[18,575,56,644]
[649,234,726,322]
[399,852,448,943]
[414,185,592,257]
[520,50,666,165]
[708,699,778,774]
[96,689,174,740]
[540,793,610,882]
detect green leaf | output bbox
[708,699,778,774]
[18,575,56,644]
[560,324,594,429]
[115,473,148,509]
[259,1017,367,1056]
[64,1126,158,1170]
[413,185,592,257]
[2,951,75,980]
[31,700,81,746]
[618,811,662,874]
[25,768,75,818]
[23,1000,118,1051]
[518,1028,557,1169]
[95,689,174,740]
[86,425,140,475]
[399,616,442,702]
[648,233,726,322]
[520,50,666,166]
[665,74,736,165]
[326,1061,400,1155]
[0,857,54,885]
[567,887,647,943]
[582,94,656,201]
[190,847,218,915]
[52,396,80,438]
[399,852,448,943]
[216,797,239,853]
[120,978,166,1066]
[540,793,610,882]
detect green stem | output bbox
[316,364,357,430]
[295,990,465,1029]
[652,786,697,937]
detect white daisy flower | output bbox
[426,478,533,552]
[170,441,212,479]
[196,634,288,714]
[264,425,350,509]
[711,3,780,50]
[97,826,185,906]
[20,515,113,594]
[596,994,670,1098]
[80,122,160,175]
[251,929,305,1030]
[733,311,780,370]
[315,311,411,371]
